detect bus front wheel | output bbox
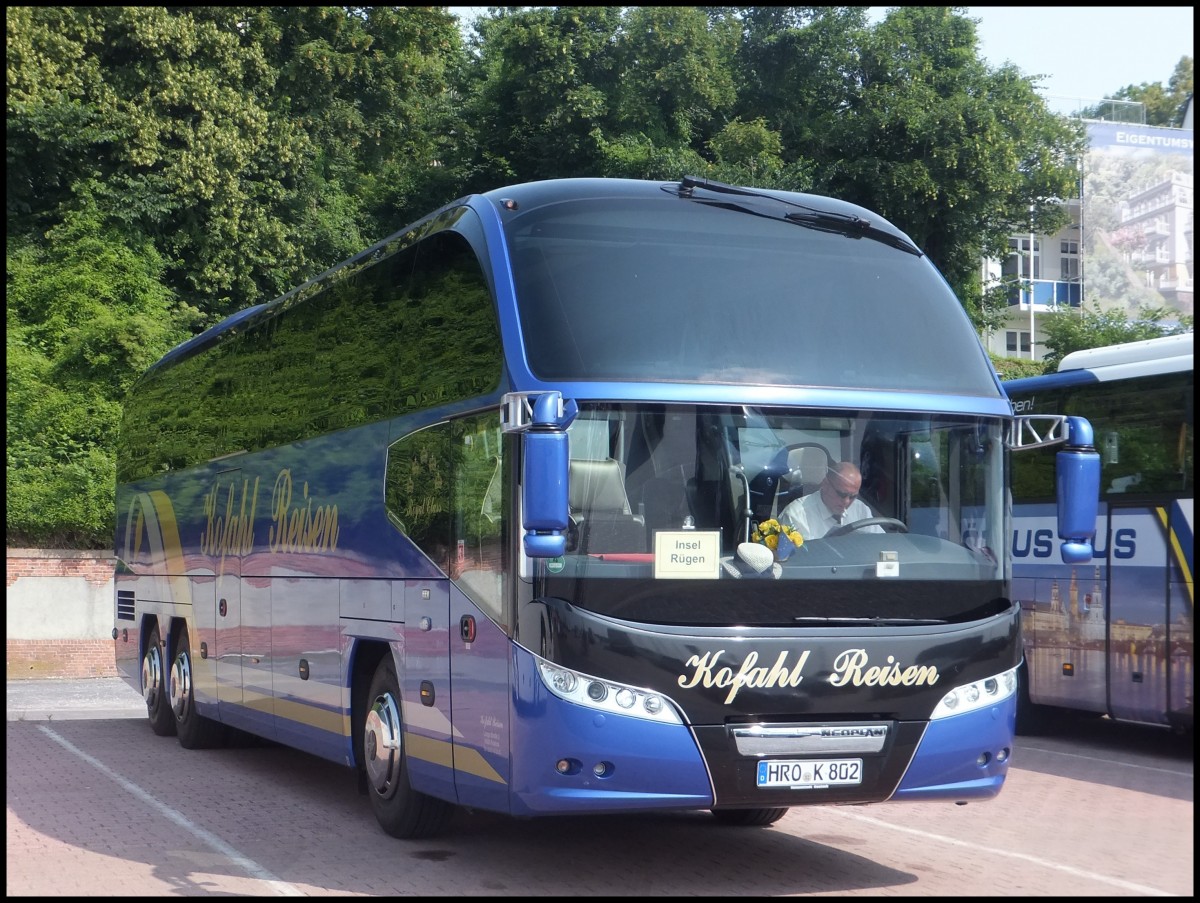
[362,657,453,839]
[711,807,789,827]
[142,624,175,737]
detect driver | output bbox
[778,461,883,539]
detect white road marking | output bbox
[39,725,306,897]
[829,806,1174,896]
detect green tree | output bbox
[461,6,625,184]
[812,7,1086,324]
[7,203,199,547]
[247,6,469,239]
[704,116,814,188]
[1038,304,1192,370]
[7,6,306,315]
[1098,56,1194,127]
[988,352,1045,380]
[461,6,749,185]
[611,6,739,150]
[8,7,466,321]
[731,6,871,166]
[7,7,467,546]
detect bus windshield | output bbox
[505,195,999,395]
[537,403,1006,626]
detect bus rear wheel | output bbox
[711,807,789,827]
[170,623,225,749]
[362,657,453,839]
[142,624,175,737]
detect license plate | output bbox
[757,758,863,789]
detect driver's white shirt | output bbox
[778,492,882,539]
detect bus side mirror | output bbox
[521,392,577,558]
[1056,416,1100,564]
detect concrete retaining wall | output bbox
[6,549,117,679]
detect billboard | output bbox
[1083,122,1194,318]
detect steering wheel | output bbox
[824,517,908,538]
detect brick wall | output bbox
[6,639,118,679]
[5,550,115,586]
[6,549,118,679]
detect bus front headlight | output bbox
[929,666,1018,720]
[536,656,684,724]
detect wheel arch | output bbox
[349,639,394,771]
[138,613,165,666]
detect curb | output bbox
[5,678,145,722]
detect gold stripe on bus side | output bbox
[405,732,507,785]
[1156,506,1195,606]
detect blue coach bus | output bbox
[114,176,1100,838]
[1005,333,1193,734]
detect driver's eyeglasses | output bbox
[833,489,858,501]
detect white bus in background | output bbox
[1005,333,1193,734]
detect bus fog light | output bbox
[556,758,581,775]
[976,752,991,766]
[996,747,1010,763]
[593,761,613,777]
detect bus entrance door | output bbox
[449,583,511,814]
[402,578,456,804]
[1107,502,1171,726]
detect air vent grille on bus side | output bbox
[116,590,135,621]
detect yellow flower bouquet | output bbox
[751,519,803,561]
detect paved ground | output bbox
[6,677,145,721]
[6,677,1193,896]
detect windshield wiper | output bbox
[674,175,922,256]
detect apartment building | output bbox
[983,111,1193,362]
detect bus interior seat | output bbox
[641,464,695,536]
[568,458,647,553]
[787,444,832,494]
[773,444,831,515]
[570,458,635,516]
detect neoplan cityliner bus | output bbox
[114,176,1100,838]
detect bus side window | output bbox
[452,415,507,626]
[385,425,452,573]
[1095,374,1192,496]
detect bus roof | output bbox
[1055,333,1193,378]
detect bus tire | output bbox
[363,657,453,839]
[170,623,225,749]
[711,807,788,827]
[142,623,176,737]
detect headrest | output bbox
[569,458,632,515]
[786,445,829,485]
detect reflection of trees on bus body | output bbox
[118,211,503,485]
